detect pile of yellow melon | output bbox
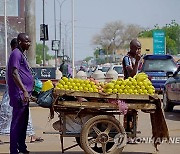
[55,73,155,95]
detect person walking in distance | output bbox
[122,39,141,136]
[7,33,34,154]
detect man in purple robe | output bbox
[7,33,34,154]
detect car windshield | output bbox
[102,66,110,72]
[142,59,177,72]
[113,66,123,74]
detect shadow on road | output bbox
[29,152,153,154]
[164,109,180,121]
[30,152,84,154]
[122,152,152,154]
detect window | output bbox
[102,66,110,73]
[113,66,123,74]
[143,59,177,72]
[0,0,19,16]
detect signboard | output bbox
[153,30,165,55]
[0,67,56,80]
[40,24,49,41]
[52,40,60,51]
[32,67,56,79]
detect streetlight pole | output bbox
[54,0,58,69]
[71,0,75,78]
[57,0,67,60]
[42,0,46,66]
[54,0,57,40]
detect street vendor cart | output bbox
[44,89,169,154]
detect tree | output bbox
[36,43,52,64]
[92,21,143,57]
[84,56,93,62]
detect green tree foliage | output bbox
[36,43,52,64]
[84,56,93,62]
[139,20,180,55]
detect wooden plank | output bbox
[128,104,156,110]
[116,94,150,100]
[55,101,156,110]
[54,89,153,100]
[57,101,117,109]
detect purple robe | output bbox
[7,48,34,154]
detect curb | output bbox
[30,102,39,107]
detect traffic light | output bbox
[40,24,49,41]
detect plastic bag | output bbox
[32,78,43,97]
[36,88,54,108]
[41,80,54,92]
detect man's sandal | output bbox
[30,136,44,143]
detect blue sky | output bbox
[36,0,180,61]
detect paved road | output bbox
[0,103,180,153]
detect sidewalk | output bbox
[0,106,84,154]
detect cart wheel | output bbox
[76,136,114,152]
[80,115,126,154]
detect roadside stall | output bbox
[45,90,168,153]
[38,75,169,154]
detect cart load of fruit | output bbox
[55,77,100,92]
[55,73,155,95]
[103,73,155,95]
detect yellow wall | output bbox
[138,38,153,55]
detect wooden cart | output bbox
[47,89,169,153]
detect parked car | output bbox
[163,66,180,112]
[140,55,178,93]
[94,64,111,76]
[110,64,124,78]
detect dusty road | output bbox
[0,104,180,154]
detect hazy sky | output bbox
[35,0,180,61]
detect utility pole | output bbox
[25,0,36,66]
[58,0,67,55]
[42,0,46,66]
[4,0,8,65]
[72,0,75,78]
[54,0,58,69]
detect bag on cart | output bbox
[36,88,54,108]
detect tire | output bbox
[163,92,174,112]
[80,115,126,154]
[76,136,114,152]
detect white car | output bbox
[111,65,124,78]
[94,64,124,78]
[94,65,111,76]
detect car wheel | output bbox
[163,92,174,112]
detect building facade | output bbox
[0,0,25,66]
